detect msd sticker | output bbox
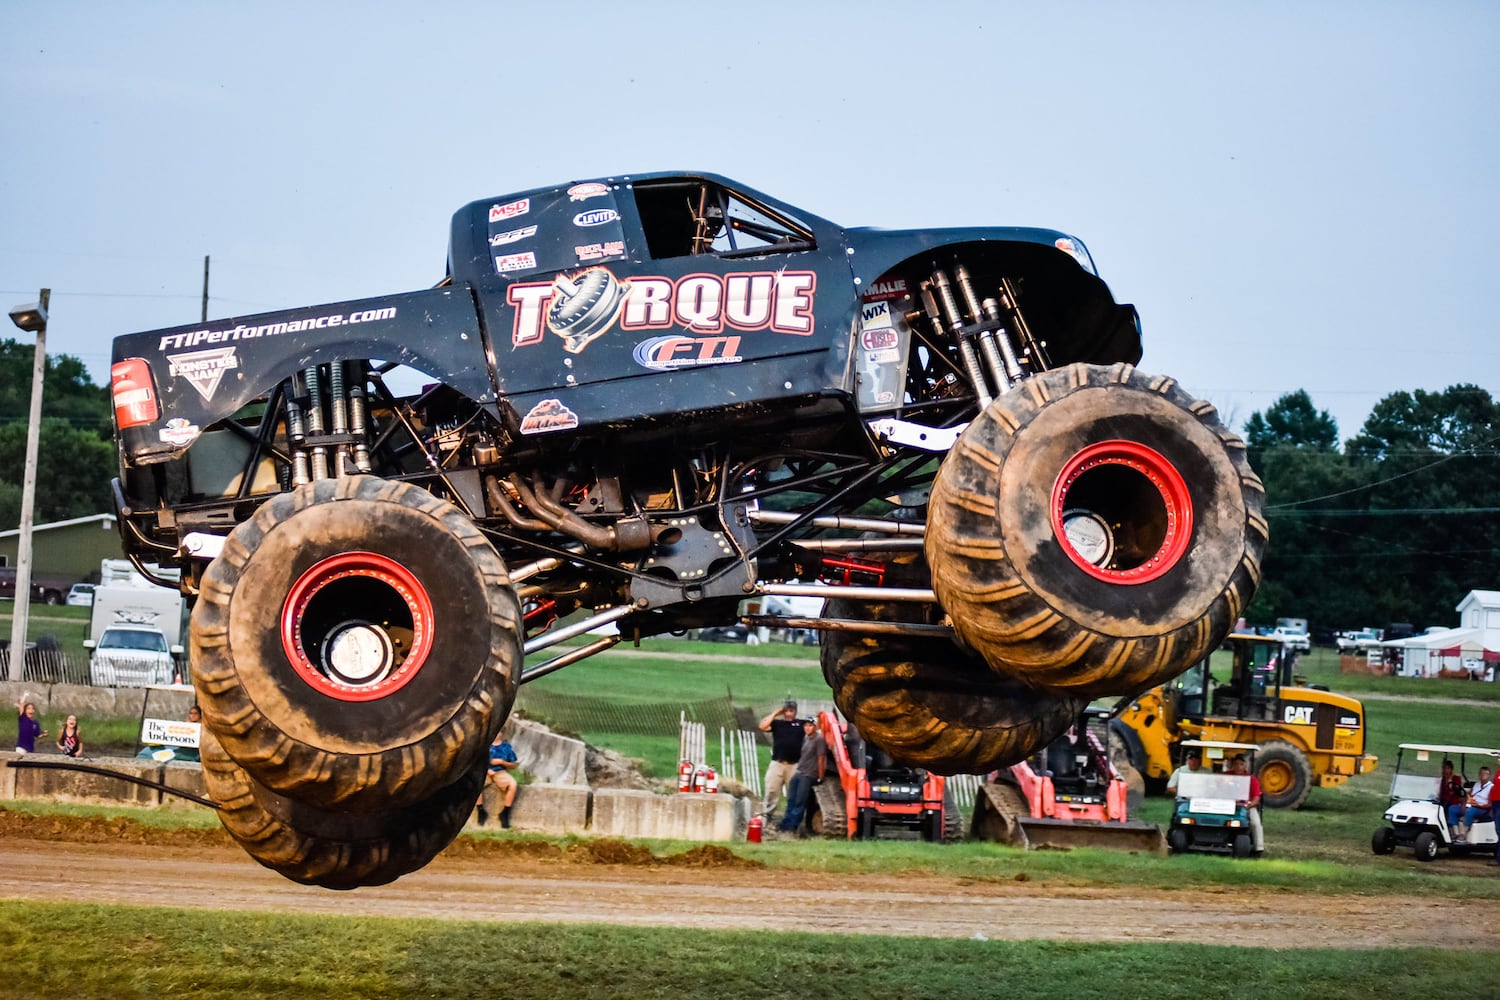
[519,398,579,434]
[490,198,530,223]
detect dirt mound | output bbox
[0,806,231,848]
[661,844,763,869]
[585,745,661,791]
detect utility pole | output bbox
[202,255,210,322]
[7,288,48,681]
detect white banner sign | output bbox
[140,718,201,748]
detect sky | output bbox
[1,1,1495,441]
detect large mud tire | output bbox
[926,363,1267,699]
[192,476,522,812]
[1256,740,1314,810]
[201,734,483,890]
[821,596,1083,775]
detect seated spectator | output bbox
[1165,750,1202,796]
[56,714,84,758]
[1452,767,1493,842]
[477,731,519,828]
[1439,759,1467,827]
[1228,754,1264,853]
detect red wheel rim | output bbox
[280,551,435,701]
[1050,440,1192,585]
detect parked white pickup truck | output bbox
[1336,629,1383,654]
[1268,626,1311,652]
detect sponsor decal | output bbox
[862,328,898,351]
[875,390,896,404]
[567,182,610,201]
[1283,704,1316,726]
[507,268,816,349]
[632,334,744,370]
[489,225,538,247]
[495,251,538,274]
[1338,712,1361,728]
[158,417,199,447]
[156,307,397,351]
[167,346,240,401]
[574,240,625,262]
[519,398,580,434]
[573,208,620,228]
[861,277,909,303]
[489,198,530,222]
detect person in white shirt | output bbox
[1453,766,1493,842]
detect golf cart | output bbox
[1166,740,1262,858]
[1372,743,1500,861]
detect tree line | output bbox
[0,338,1493,634]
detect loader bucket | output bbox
[972,784,1166,853]
[1015,816,1167,854]
[972,783,1030,848]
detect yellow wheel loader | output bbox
[1114,634,1377,809]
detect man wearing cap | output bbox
[758,701,804,821]
[1165,750,1202,797]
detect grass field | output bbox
[6,639,1500,997]
[0,899,1490,1000]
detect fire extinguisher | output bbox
[747,815,764,843]
[704,767,718,794]
[692,765,707,792]
[678,759,694,792]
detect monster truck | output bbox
[108,171,1267,888]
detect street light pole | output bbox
[6,288,48,682]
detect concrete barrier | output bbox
[160,761,209,807]
[592,788,749,842]
[505,717,588,786]
[472,781,591,834]
[10,754,165,807]
[0,680,196,724]
[0,751,17,799]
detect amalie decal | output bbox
[507,267,816,349]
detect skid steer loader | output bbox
[973,708,1166,852]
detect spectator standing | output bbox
[56,715,84,758]
[758,701,804,821]
[14,695,46,754]
[1228,754,1264,853]
[778,718,826,836]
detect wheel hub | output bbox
[1051,440,1193,584]
[281,551,434,701]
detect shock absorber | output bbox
[285,372,311,486]
[925,270,993,407]
[304,365,329,481]
[346,362,372,473]
[955,264,1024,388]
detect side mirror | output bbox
[170,645,184,656]
[82,639,96,650]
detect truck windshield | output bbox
[100,629,168,652]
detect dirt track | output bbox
[4,825,1500,948]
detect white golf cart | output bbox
[1372,743,1500,861]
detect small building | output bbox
[0,513,120,582]
[1382,590,1500,680]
